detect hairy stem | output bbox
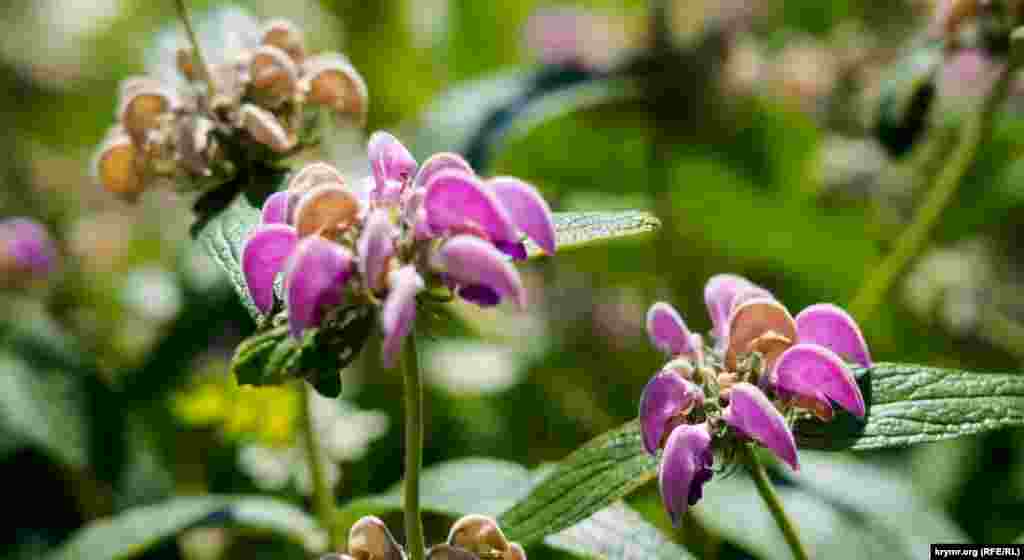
[743,445,810,560]
[298,382,342,551]
[402,331,426,560]
[173,0,217,96]
[848,54,1020,320]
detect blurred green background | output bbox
[2,0,1024,558]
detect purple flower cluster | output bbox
[640,274,871,524]
[0,217,57,287]
[242,132,556,368]
[321,514,525,560]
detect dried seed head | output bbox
[249,45,299,104]
[293,184,362,238]
[239,103,296,153]
[303,54,368,124]
[261,18,305,62]
[448,515,510,554]
[96,133,144,200]
[347,516,405,560]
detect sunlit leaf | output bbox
[545,502,694,560]
[529,211,661,259]
[48,496,323,560]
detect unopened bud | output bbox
[262,18,305,62]
[240,104,296,153]
[96,133,145,201]
[426,544,479,560]
[250,45,299,105]
[347,516,405,560]
[302,54,368,124]
[119,88,175,143]
[293,184,362,238]
[448,515,510,554]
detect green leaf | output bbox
[0,350,88,468]
[193,188,265,321]
[48,495,324,560]
[694,450,965,560]
[796,362,1024,451]
[498,421,657,545]
[528,211,661,260]
[544,502,695,560]
[335,457,691,560]
[231,305,374,397]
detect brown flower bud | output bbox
[250,45,299,105]
[447,515,510,555]
[293,184,362,238]
[504,543,527,560]
[261,18,305,62]
[239,104,296,153]
[724,298,796,371]
[119,87,176,143]
[95,133,145,201]
[426,544,480,560]
[302,54,368,124]
[347,516,405,560]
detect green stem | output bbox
[298,382,343,551]
[743,445,810,560]
[848,56,1020,321]
[173,0,217,96]
[402,331,426,560]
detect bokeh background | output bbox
[2,0,1024,558]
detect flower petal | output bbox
[645,302,694,357]
[241,224,298,314]
[414,152,473,188]
[240,104,296,153]
[287,162,346,194]
[795,304,872,368]
[704,274,773,347]
[659,423,713,526]
[368,131,418,194]
[438,235,525,309]
[488,177,556,255]
[260,18,305,61]
[725,297,796,371]
[448,514,510,552]
[639,370,703,455]
[293,184,362,238]
[357,209,397,294]
[424,171,519,244]
[261,191,291,225]
[94,132,144,201]
[0,218,57,278]
[773,343,866,418]
[284,237,353,338]
[301,53,368,124]
[724,383,799,470]
[381,266,424,368]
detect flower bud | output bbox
[302,54,369,124]
[240,104,296,153]
[347,516,405,560]
[95,133,145,201]
[249,45,299,105]
[645,302,695,357]
[261,18,305,62]
[119,87,176,143]
[426,544,479,559]
[447,515,510,554]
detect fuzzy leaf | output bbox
[47,495,324,560]
[334,457,691,560]
[528,211,661,259]
[498,421,657,545]
[796,362,1024,450]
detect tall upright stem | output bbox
[298,382,343,551]
[848,52,1021,320]
[402,331,426,560]
[742,445,810,560]
[173,0,217,96]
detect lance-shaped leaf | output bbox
[46,496,324,560]
[526,211,660,259]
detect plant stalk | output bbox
[743,445,810,560]
[848,54,1021,321]
[402,331,427,560]
[173,0,217,96]
[298,382,343,551]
